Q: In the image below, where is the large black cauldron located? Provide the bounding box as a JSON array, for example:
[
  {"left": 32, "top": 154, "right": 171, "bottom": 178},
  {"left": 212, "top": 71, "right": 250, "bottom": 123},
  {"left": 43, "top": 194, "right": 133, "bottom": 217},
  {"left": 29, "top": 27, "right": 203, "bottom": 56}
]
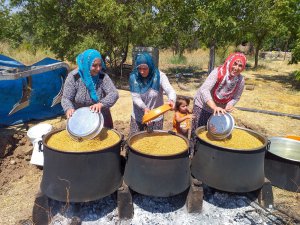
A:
[
  {"left": 191, "top": 126, "right": 268, "bottom": 193},
  {"left": 265, "top": 137, "right": 300, "bottom": 192},
  {"left": 41, "top": 128, "right": 123, "bottom": 202},
  {"left": 124, "top": 130, "right": 190, "bottom": 197}
]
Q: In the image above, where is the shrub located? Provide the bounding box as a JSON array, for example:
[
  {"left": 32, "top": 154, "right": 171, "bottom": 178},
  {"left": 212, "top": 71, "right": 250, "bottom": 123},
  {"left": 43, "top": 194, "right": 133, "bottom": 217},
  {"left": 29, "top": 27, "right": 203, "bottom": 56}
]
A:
[
  {"left": 292, "top": 70, "right": 300, "bottom": 82},
  {"left": 169, "top": 55, "right": 187, "bottom": 64}
]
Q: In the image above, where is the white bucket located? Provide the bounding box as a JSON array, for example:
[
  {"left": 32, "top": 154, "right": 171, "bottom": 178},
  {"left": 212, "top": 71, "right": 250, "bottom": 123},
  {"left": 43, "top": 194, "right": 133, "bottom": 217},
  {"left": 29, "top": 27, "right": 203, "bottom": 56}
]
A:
[
  {"left": 27, "top": 123, "right": 53, "bottom": 167},
  {"left": 27, "top": 123, "right": 53, "bottom": 144}
]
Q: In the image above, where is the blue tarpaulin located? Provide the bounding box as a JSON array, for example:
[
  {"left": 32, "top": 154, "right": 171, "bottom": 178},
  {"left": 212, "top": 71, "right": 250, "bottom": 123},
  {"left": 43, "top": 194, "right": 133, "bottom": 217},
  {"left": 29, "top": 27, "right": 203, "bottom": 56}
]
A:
[{"left": 0, "top": 55, "right": 69, "bottom": 127}]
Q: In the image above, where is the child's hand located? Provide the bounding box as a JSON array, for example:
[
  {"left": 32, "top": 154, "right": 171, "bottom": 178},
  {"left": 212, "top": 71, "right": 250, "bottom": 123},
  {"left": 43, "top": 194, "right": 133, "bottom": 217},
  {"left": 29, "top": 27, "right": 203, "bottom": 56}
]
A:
[{"left": 187, "top": 114, "right": 195, "bottom": 119}]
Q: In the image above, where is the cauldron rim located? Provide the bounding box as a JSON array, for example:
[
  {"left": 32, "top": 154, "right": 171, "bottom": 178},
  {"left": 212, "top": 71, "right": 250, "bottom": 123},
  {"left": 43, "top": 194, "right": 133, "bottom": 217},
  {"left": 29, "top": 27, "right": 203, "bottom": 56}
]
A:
[
  {"left": 127, "top": 130, "right": 189, "bottom": 158},
  {"left": 42, "top": 128, "right": 123, "bottom": 154},
  {"left": 267, "top": 137, "right": 300, "bottom": 163},
  {"left": 195, "top": 126, "right": 268, "bottom": 154}
]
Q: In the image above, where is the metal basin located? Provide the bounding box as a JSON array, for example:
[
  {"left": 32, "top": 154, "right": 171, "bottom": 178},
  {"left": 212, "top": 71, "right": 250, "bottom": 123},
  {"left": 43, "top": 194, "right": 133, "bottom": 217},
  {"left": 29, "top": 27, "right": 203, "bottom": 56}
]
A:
[
  {"left": 41, "top": 128, "right": 123, "bottom": 202},
  {"left": 124, "top": 130, "right": 190, "bottom": 197},
  {"left": 191, "top": 126, "right": 268, "bottom": 193},
  {"left": 265, "top": 137, "right": 300, "bottom": 192}
]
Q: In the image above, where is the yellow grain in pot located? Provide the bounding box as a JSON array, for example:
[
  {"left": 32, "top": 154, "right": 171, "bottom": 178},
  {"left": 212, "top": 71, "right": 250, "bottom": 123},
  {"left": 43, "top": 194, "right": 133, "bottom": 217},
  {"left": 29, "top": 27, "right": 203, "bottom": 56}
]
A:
[
  {"left": 46, "top": 128, "right": 120, "bottom": 152},
  {"left": 130, "top": 133, "right": 188, "bottom": 156},
  {"left": 197, "top": 128, "right": 264, "bottom": 150}
]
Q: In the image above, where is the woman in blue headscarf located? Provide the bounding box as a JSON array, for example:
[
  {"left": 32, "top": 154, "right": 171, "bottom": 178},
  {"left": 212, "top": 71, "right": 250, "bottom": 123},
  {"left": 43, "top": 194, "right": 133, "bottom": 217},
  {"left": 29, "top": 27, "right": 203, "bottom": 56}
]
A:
[
  {"left": 62, "top": 49, "right": 119, "bottom": 128},
  {"left": 129, "top": 52, "right": 176, "bottom": 134}
]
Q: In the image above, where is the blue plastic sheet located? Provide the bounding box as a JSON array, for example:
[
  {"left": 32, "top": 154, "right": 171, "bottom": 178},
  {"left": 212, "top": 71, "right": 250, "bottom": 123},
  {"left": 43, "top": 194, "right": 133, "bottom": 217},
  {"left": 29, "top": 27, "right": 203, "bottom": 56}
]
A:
[{"left": 0, "top": 55, "right": 68, "bottom": 127}]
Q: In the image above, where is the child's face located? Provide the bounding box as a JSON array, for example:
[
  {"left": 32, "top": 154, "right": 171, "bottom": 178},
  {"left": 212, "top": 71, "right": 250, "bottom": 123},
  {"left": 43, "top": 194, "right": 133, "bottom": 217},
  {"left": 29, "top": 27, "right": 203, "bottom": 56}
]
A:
[{"left": 179, "top": 102, "right": 188, "bottom": 113}]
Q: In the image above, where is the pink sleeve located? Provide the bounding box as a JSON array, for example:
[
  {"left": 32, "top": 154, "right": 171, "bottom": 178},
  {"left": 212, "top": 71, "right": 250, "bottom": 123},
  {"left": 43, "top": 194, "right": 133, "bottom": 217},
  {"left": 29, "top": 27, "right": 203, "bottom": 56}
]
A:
[{"left": 199, "top": 68, "right": 218, "bottom": 103}]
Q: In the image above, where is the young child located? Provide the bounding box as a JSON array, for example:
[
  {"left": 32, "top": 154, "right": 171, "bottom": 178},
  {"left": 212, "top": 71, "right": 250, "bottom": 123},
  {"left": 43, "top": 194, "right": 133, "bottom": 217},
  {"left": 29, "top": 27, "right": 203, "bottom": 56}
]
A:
[{"left": 173, "top": 96, "right": 195, "bottom": 137}]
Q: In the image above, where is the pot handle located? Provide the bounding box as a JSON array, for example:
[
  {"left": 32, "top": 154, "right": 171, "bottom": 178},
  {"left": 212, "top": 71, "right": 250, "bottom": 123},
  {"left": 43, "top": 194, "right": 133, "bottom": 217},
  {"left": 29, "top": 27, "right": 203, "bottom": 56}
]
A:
[
  {"left": 121, "top": 138, "right": 129, "bottom": 160},
  {"left": 266, "top": 139, "right": 271, "bottom": 151},
  {"left": 167, "top": 130, "right": 176, "bottom": 135},
  {"left": 146, "top": 124, "right": 154, "bottom": 133},
  {"left": 38, "top": 140, "right": 43, "bottom": 152}
]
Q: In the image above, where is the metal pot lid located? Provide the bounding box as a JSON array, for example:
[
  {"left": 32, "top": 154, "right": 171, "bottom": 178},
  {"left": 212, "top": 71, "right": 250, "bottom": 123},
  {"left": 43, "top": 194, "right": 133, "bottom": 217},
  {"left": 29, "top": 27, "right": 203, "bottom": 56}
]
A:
[
  {"left": 207, "top": 113, "right": 234, "bottom": 139},
  {"left": 268, "top": 137, "right": 300, "bottom": 162},
  {"left": 67, "top": 107, "right": 103, "bottom": 139}
]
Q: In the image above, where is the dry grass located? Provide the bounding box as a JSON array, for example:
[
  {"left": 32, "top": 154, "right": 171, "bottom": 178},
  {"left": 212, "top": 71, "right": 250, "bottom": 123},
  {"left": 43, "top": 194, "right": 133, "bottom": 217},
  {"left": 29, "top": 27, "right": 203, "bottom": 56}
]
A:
[
  {"left": 0, "top": 42, "right": 55, "bottom": 65},
  {"left": 0, "top": 168, "right": 41, "bottom": 224},
  {"left": 272, "top": 186, "right": 300, "bottom": 219},
  {"left": 159, "top": 49, "right": 209, "bottom": 70}
]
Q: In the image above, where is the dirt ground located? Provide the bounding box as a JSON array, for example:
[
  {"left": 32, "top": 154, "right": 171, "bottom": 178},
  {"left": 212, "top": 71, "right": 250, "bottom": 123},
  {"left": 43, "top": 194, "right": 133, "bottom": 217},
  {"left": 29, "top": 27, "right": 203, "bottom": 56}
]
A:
[{"left": 0, "top": 62, "right": 300, "bottom": 224}]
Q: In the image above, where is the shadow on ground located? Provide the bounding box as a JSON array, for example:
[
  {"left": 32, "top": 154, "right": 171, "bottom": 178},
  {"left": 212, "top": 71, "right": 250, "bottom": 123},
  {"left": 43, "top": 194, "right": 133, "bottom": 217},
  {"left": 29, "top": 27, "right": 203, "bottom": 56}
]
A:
[{"left": 253, "top": 73, "right": 300, "bottom": 90}]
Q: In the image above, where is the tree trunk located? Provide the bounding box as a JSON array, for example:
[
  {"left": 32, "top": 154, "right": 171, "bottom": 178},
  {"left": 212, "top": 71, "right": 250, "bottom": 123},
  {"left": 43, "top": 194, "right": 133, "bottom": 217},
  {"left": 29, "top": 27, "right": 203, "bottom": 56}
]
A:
[
  {"left": 122, "top": 42, "right": 129, "bottom": 64},
  {"left": 254, "top": 41, "right": 262, "bottom": 68},
  {"left": 179, "top": 48, "right": 184, "bottom": 58},
  {"left": 283, "top": 39, "right": 289, "bottom": 61},
  {"left": 208, "top": 42, "right": 216, "bottom": 74}
]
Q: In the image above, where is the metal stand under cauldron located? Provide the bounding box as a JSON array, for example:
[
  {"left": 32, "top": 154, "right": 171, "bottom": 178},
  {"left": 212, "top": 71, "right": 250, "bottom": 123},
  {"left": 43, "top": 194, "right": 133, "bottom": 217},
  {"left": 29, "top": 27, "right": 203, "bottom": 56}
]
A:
[
  {"left": 255, "top": 177, "right": 274, "bottom": 208},
  {"left": 118, "top": 130, "right": 204, "bottom": 219},
  {"left": 31, "top": 177, "right": 270, "bottom": 224},
  {"left": 31, "top": 179, "right": 204, "bottom": 224},
  {"left": 117, "top": 177, "right": 204, "bottom": 220}
]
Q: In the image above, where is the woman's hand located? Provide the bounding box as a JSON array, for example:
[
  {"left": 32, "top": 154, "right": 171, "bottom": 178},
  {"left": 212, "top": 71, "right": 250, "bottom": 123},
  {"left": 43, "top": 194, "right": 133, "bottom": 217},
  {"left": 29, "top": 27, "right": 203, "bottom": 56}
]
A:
[
  {"left": 207, "top": 100, "right": 226, "bottom": 115},
  {"left": 90, "top": 102, "right": 103, "bottom": 113},
  {"left": 168, "top": 100, "right": 175, "bottom": 110},
  {"left": 225, "top": 105, "right": 235, "bottom": 112},
  {"left": 144, "top": 108, "right": 150, "bottom": 114},
  {"left": 213, "top": 106, "right": 226, "bottom": 115},
  {"left": 66, "top": 109, "right": 75, "bottom": 119},
  {"left": 143, "top": 108, "right": 153, "bottom": 125}
]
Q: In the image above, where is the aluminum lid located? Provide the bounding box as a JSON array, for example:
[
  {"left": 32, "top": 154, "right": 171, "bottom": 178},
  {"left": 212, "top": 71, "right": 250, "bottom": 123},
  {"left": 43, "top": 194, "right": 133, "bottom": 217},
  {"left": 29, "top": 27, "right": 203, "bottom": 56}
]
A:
[
  {"left": 67, "top": 107, "right": 104, "bottom": 140},
  {"left": 207, "top": 113, "right": 234, "bottom": 140}
]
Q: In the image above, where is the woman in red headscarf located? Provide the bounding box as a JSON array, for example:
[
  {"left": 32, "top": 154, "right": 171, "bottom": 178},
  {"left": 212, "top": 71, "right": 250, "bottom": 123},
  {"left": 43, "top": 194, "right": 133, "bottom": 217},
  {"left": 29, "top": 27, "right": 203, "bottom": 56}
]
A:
[{"left": 191, "top": 52, "right": 247, "bottom": 139}]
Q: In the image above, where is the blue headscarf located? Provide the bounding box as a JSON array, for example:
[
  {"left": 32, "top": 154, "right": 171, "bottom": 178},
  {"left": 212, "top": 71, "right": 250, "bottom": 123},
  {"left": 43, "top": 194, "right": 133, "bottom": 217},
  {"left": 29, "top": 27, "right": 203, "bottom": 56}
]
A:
[
  {"left": 129, "top": 52, "right": 160, "bottom": 94},
  {"left": 76, "top": 49, "right": 106, "bottom": 102}
]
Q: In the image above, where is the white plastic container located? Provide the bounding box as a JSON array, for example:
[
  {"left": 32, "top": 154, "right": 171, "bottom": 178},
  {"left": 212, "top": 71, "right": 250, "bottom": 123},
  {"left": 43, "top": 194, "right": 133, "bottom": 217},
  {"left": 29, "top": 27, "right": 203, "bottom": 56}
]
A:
[
  {"left": 27, "top": 123, "right": 53, "bottom": 166},
  {"left": 27, "top": 123, "right": 53, "bottom": 144}
]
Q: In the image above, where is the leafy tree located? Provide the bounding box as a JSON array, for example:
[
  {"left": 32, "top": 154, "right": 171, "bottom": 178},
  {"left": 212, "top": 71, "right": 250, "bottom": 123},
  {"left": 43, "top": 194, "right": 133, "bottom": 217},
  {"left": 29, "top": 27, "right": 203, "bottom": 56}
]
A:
[
  {"left": 154, "top": 0, "right": 198, "bottom": 57},
  {"left": 0, "top": 0, "right": 11, "bottom": 41},
  {"left": 195, "top": 0, "right": 240, "bottom": 73},
  {"left": 237, "top": 0, "right": 278, "bottom": 68},
  {"left": 8, "top": 0, "right": 158, "bottom": 67},
  {"left": 273, "top": 0, "right": 300, "bottom": 63}
]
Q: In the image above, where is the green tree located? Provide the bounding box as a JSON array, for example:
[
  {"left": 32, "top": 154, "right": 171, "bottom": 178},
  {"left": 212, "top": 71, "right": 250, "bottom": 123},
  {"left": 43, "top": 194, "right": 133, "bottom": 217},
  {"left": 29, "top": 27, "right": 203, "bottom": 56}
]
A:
[
  {"left": 195, "top": 0, "right": 240, "bottom": 73},
  {"left": 154, "top": 0, "right": 198, "bottom": 57},
  {"left": 273, "top": 0, "right": 300, "bottom": 63},
  {"left": 0, "top": 0, "right": 11, "bottom": 41},
  {"left": 238, "top": 0, "right": 278, "bottom": 68},
  {"left": 8, "top": 0, "right": 158, "bottom": 66}
]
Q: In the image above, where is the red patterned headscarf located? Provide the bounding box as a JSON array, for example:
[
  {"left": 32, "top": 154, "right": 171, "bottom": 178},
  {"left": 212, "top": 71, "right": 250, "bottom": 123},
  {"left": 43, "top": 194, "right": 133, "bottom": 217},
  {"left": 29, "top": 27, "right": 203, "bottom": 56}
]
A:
[{"left": 212, "top": 52, "right": 247, "bottom": 104}]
